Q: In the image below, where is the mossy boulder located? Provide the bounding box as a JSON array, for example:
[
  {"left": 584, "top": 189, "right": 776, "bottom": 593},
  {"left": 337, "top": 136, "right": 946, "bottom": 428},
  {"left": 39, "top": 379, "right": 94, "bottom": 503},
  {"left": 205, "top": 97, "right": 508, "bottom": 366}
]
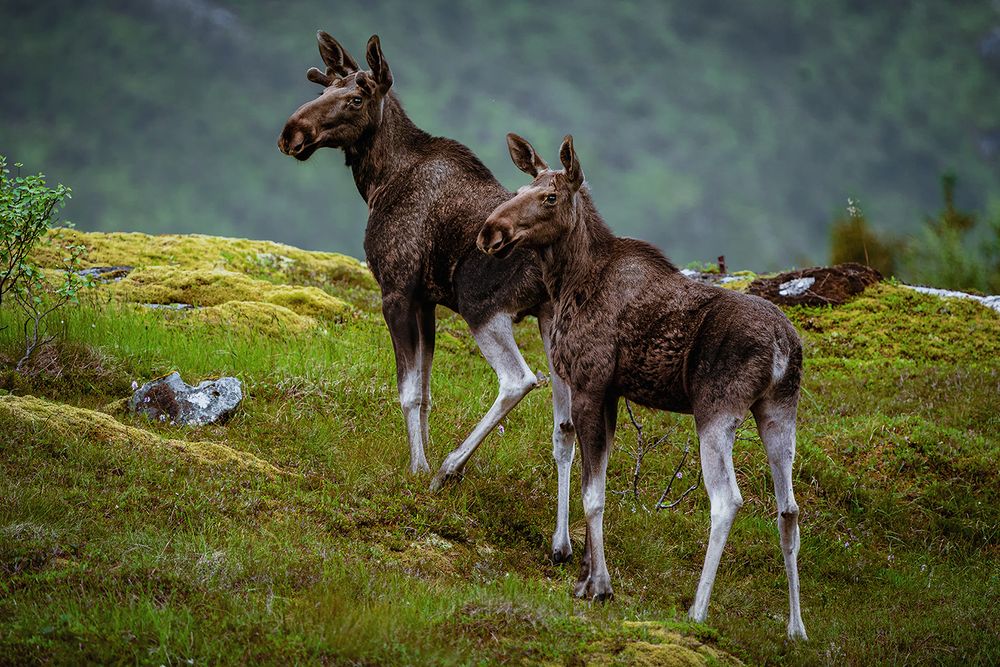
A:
[
  {"left": 30, "top": 230, "right": 376, "bottom": 290},
  {"left": 195, "top": 301, "right": 318, "bottom": 336},
  {"left": 110, "top": 266, "right": 352, "bottom": 324},
  {"left": 0, "top": 394, "right": 285, "bottom": 477}
]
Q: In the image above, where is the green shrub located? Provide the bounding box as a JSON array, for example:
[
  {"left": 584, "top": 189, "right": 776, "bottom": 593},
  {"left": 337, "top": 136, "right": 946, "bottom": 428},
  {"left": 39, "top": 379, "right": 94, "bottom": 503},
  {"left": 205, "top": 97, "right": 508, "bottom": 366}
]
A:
[
  {"left": 902, "top": 174, "right": 1000, "bottom": 293},
  {"left": 829, "top": 197, "right": 898, "bottom": 277},
  {"left": 0, "top": 157, "right": 91, "bottom": 369}
]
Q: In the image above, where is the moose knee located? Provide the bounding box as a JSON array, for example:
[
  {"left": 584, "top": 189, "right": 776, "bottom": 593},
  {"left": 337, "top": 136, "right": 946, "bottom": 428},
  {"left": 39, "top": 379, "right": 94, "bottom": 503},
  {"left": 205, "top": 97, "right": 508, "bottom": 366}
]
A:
[
  {"left": 582, "top": 486, "right": 605, "bottom": 519},
  {"left": 710, "top": 490, "right": 743, "bottom": 523},
  {"left": 399, "top": 395, "right": 422, "bottom": 412},
  {"left": 552, "top": 421, "right": 575, "bottom": 457},
  {"left": 499, "top": 373, "right": 538, "bottom": 405}
]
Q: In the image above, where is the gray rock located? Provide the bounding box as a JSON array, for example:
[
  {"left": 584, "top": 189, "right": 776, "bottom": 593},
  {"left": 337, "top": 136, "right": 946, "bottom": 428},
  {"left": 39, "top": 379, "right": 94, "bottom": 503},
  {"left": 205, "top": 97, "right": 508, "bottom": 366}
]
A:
[
  {"left": 141, "top": 303, "right": 195, "bottom": 311},
  {"left": 778, "top": 277, "right": 815, "bottom": 297},
  {"left": 130, "top": 372, "right": 243, "bottom": 426},
  {"left": 74, "top": 266, "right": 133, "bottom": 282}
]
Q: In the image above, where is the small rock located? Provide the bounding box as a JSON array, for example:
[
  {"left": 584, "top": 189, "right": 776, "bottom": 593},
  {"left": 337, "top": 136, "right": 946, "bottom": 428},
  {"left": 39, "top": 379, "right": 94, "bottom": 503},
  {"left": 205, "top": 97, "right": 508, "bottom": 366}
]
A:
[
  {"left": 141, "top": 303, "right": 195, "bottom": 311},
  {"left": 130, "top": 372, "right": 243, "bottom": 426},
  {"left": 778, "top": 277, "right": 815, "bottom": 297},
  {"left": 75, "top": 266, "right": 133, "bottom": 282},
  {"left": 748, "top": 263, "right": 882, "bottom": 307}
]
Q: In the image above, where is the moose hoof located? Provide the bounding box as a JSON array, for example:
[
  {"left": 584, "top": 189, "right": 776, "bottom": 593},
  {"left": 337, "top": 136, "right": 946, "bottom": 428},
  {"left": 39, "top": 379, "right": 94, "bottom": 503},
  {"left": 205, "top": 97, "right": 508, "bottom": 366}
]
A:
[
  {"left": 787, "top": 623, "right": 808, "bottom": 642},
  {"left": 592, "top": 589, "right": 614, "bottom": 604},
  {"left": 409, "top": 460, "right": 431, "bottom": 475},
  {"left": 429, "top": 467, "right": 462, "bottom": 492},
  {"left": 587, "top": 577, "right": 614, "bottom": 603},
  {"left": 551, "top": 544, "right": 573, "bottom": 565}
]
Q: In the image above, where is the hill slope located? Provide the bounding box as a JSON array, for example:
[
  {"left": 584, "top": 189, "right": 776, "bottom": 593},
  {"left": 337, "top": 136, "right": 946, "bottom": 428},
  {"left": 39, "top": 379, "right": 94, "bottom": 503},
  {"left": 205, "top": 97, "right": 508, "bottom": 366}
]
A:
[{"left": 1, "top": 232, "right": 998, "bottom": 665}]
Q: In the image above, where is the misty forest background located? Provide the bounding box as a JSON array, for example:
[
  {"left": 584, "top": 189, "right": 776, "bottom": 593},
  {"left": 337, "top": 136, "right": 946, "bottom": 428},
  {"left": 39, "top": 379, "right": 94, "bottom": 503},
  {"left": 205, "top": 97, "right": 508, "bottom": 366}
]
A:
[{"left": 2, "top": 0, "right": 1000, "bottom": 274}]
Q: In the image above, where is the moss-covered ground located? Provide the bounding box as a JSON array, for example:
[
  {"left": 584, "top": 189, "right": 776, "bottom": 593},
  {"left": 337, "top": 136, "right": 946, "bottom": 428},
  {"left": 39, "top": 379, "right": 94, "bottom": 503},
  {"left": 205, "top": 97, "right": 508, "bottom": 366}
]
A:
[{"left": 1, "top": 232, "right": 998, "bottom": 665}]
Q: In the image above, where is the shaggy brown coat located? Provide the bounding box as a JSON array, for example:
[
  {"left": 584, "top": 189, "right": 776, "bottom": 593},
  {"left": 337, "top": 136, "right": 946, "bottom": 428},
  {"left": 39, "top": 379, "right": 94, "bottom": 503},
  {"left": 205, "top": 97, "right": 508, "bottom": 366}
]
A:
[
  {"left": 478, "top": 134, "right": 807, "bottom": 640},
  {"left": 278, "top": 34, "right": 579, "bottom": 564}
]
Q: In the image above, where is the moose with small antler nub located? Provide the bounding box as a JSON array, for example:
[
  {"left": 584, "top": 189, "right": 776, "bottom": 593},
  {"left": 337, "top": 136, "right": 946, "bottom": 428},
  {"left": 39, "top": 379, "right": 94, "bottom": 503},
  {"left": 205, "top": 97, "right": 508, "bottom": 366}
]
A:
[{"left": 478, "top": 133, "right": 808, "bottom": 640}]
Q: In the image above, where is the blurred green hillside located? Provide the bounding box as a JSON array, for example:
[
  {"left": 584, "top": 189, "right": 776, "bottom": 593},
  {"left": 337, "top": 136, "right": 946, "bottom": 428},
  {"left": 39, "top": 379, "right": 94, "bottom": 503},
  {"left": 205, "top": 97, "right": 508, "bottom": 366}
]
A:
[{"left": 2, "top": 0, "right": 999, "bottom": 269}]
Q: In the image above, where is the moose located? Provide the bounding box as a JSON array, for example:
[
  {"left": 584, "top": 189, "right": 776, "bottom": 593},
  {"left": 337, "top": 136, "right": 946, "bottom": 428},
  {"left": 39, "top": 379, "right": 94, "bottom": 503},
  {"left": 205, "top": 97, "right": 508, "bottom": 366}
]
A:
[
  {"left": 277, "top": 33, "right": 579, "bottom": 564},
  {"left": 478, "top": 134, "right": 808, "bottom": 640}
]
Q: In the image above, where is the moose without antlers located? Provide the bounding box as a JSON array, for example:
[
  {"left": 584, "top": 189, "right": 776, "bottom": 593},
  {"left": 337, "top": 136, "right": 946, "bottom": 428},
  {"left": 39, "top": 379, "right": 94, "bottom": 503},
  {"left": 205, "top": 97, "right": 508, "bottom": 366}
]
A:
[
  {"left": 478, "top": 134, "right": 808, "bottom": 640},
  {"left": 277, "top": 33, "right": 579, "bottom": 563}
]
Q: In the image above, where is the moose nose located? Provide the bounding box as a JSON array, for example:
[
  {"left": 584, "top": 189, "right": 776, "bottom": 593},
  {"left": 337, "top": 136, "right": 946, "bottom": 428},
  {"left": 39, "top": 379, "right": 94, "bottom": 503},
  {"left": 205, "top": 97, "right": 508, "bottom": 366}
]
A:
[
  {"left": 278, "top": 128, "right": 306, "bottom": 156},
  {"left": 477, "top": 224, "right": 507, "bottom": 254}
]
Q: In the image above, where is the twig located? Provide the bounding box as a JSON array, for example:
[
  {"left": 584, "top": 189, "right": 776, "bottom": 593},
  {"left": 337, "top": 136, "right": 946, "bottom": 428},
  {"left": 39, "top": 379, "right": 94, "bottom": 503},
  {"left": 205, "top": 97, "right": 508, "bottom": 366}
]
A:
[
  {"left": 624, "top": 399, "right": 645, "bottom": 500},
  {"left": 655, "top": 440, "right": 701, "bottom": 510},
  {"left": 658, "top": 476, "right": 701, "bottom": 510}
]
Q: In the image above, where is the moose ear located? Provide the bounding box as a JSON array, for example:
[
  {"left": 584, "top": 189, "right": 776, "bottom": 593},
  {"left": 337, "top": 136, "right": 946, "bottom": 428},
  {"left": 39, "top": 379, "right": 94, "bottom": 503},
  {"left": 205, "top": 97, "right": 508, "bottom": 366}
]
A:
[
  {"left": 365, "top": 35, "right": 394, "bottom": 94},
  {"left": 317, "top": 31, "right": 359, "bottom": 77},
  {"left": 559, "top": 135, "right": 583, "bottom": 190},
  {"left": 506, "top": 133, "right": 548, "bottom": 177}
]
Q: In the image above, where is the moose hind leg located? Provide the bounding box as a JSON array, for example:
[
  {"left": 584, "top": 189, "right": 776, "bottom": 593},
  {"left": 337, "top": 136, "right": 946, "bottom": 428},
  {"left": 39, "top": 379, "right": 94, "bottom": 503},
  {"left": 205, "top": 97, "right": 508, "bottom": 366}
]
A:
[
  {"left": 573, "top": 526, "right": 593, "bottom": 597},
  {"left": 689, "top": 413, "right": 743, "bottom": 624},
  {"left": 540, "top": 309, "right": 576, "bottom": 564},
  {"left": 430, "top": 313, "right": 538, "bottom": 490},
  {"left": 573, "top": 393, "right": 614, "bottom": 602},
  {"left": 753, "top": 399, "right": 808, "bottom": 640},
  {"left": 417, "top": 302, "right": 436, "bottom": 450}
]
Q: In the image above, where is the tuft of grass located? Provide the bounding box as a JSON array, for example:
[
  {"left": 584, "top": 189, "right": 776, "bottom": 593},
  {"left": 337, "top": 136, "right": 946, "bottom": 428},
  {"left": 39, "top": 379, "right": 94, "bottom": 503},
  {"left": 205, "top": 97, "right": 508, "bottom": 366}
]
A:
[{"left": 0, "top": 394, "right": 287, "bottom": 477}]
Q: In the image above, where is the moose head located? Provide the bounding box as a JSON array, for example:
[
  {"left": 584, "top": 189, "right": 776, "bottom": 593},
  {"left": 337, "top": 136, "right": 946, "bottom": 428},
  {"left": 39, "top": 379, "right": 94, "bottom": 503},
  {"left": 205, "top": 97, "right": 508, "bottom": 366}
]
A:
[
  {"left": 278, "top": 32, "right": 393, "bottom": 160},
  {"left": 478, "top": 134, "right": 585, "bottom": 259}
]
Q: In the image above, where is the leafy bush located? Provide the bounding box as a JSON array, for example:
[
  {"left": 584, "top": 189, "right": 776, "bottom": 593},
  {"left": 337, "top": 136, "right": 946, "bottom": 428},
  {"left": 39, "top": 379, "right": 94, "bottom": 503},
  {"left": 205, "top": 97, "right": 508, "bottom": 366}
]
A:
[{"left": 0, "top": 156, "right": 92, "bottom": 369}]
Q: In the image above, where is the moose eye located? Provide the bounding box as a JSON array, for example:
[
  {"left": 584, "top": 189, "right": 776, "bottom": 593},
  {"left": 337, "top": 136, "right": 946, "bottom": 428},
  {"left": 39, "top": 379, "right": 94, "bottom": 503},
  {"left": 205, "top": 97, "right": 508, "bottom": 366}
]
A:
[
  {"left": 350, "top": 96, "right": 363, "bottom": 107},
  {"left": 545, "top": 194, "right": 557, "bottom": 204}
]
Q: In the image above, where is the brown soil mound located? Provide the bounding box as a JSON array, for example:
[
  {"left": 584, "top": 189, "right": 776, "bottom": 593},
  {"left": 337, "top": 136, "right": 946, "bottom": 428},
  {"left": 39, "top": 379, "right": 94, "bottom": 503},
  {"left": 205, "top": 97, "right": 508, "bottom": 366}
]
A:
[{"left": 748, "top": 262, "right": 882, "bottom": 307}]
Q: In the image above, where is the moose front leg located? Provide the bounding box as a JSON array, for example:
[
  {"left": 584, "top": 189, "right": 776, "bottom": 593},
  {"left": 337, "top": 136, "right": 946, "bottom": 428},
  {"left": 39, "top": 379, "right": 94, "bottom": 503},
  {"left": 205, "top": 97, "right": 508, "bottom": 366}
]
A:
[
  {"left": 382, "top": 293, "right": 430, "bottom": 474},
  {"left": 539, "top": 308, "right": 575, "bottom": 564},
  {"left": 572, "top": 391, "right": 615, "bottom": 602}
]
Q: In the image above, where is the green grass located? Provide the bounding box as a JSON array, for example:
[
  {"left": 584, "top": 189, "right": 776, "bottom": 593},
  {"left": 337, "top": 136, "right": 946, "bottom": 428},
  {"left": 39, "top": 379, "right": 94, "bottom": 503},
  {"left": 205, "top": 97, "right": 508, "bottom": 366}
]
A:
[{"left": 1, "top": 233, "right": 999, "bottom": 665}]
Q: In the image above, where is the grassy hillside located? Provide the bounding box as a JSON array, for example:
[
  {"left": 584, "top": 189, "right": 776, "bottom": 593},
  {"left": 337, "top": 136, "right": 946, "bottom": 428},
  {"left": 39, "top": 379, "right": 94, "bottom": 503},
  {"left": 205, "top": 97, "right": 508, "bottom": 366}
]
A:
[{"left": 1, "top": 232, "right": 998, "bottom": 665}]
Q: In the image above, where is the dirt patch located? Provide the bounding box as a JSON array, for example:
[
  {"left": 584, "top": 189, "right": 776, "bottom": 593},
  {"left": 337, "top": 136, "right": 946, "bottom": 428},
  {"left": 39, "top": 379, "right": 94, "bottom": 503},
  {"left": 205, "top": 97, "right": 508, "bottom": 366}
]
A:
[{"left": 748, "top": 263, "right": 882, "bottom": 306}]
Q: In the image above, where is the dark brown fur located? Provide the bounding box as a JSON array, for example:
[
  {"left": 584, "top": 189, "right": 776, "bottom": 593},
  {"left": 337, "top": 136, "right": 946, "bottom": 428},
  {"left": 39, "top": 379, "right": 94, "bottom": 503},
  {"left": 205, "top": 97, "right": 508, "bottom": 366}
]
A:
[
  {"left": 478, "top": 134, "right": 807, "bottom": 638},
  {"left": 279, "top": 34, "right": 543, "bottom": 327},
  {"left": 278, "top": 34, "right": 576, "bottom": 532}
]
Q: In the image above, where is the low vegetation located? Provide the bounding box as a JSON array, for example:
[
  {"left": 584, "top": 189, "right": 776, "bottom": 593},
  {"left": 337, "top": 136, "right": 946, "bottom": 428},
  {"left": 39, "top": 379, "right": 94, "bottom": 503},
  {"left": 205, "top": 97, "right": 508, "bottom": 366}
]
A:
[{"left": 1, "top": 231, "right": 997, "bottom": 665}]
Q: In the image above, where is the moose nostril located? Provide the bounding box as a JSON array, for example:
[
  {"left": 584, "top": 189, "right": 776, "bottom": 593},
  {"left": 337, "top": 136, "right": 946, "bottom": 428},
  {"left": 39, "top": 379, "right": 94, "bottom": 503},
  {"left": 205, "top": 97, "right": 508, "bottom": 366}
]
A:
[{"left": 279, "top": 129, "right": 306, "bottom": 155}]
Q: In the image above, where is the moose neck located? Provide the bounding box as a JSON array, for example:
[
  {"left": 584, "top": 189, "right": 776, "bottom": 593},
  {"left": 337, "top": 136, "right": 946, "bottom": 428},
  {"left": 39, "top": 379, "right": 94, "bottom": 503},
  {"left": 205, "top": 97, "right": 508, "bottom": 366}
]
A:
[
  {"left": 536, "top": 188, "right": 615, "bottom": 304},
  {"left": 345, "top": 93, "right": 428, "bottom": 206}
]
